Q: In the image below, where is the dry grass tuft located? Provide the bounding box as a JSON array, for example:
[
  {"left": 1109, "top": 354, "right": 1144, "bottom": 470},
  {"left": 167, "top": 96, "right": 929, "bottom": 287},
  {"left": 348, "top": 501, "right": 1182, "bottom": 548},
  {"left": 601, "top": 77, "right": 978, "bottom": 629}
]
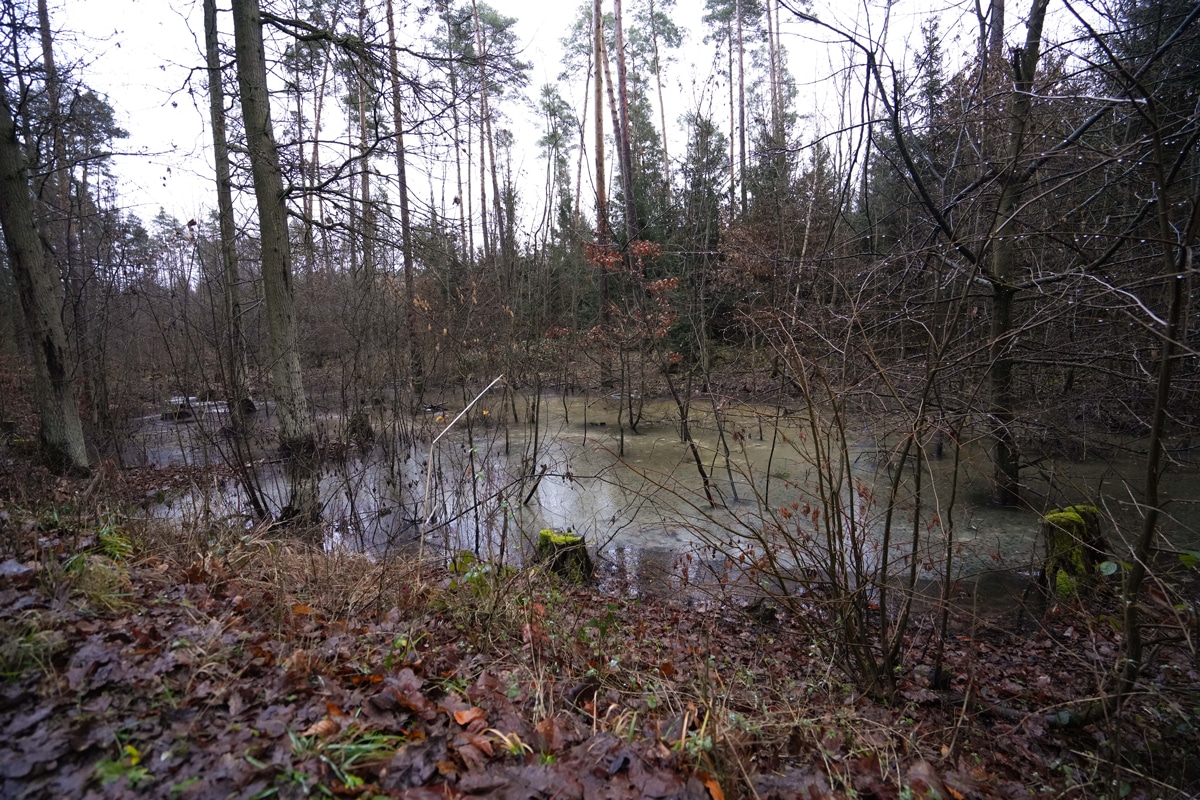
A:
[
  {"left": 71, "top": 554, "right": 133, "bottom": 612},
  {"left": 127, "top": 514, "right": 431, "bottom": 624},
  {"left": 0, "top": 610, "right": 66, "bottom": 679}
]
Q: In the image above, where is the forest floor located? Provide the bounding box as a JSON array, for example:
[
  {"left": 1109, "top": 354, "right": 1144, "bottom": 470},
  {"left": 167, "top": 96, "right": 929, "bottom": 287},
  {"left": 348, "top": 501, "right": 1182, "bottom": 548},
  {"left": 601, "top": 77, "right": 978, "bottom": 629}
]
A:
[{"left": 1, "top": 460, "right": 1199, "bottom": 800}]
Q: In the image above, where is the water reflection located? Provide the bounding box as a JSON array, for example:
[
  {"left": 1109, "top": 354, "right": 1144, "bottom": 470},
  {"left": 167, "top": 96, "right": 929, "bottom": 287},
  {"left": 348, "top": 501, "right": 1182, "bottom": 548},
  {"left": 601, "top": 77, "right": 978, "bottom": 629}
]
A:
[{"left": 126, "top": 392, "right": 1200, "bottom": 598}]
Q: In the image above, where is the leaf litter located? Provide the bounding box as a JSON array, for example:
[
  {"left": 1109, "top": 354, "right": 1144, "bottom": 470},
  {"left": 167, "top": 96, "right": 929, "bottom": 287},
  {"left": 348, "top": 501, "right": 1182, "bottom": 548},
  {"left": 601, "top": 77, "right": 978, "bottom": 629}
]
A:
[{"left": 1, "top": 494, "right": 1198, "bottom": 798}]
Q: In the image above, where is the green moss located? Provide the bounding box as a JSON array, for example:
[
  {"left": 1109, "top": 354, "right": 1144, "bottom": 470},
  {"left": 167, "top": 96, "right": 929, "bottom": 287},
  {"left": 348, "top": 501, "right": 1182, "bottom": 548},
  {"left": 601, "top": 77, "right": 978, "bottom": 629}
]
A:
[
  {"left": 539, "top": 529, "right": 582, "bottom": 546},
  {"left": 1042, "top": 504, "right": 1108, "bottom": 598},
  {"left": 535, "top": 529, "right": 592, "bottom": 584},
  {"left": 1044, "top": 510, "right": 1085, "bottom": 528},
  {"left": 450, "top": 550, "right": 478, "bottom": 574},
  {"left": 1055, "top": 569, "right": 1077, "bottom": 597}
]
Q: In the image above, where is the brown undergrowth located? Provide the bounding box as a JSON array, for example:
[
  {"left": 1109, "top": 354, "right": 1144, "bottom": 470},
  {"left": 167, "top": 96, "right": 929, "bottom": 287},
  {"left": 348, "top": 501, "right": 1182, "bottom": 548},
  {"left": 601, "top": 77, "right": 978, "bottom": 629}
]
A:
[{"left": 1, "top": 471, "right": 1198, "bottom": 799}]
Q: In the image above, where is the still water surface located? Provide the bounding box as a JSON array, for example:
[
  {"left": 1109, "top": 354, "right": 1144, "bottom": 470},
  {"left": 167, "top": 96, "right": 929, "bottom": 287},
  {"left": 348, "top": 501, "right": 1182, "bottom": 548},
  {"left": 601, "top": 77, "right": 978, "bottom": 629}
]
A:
[{"left": 125, "top": 392, "right": 1199, "bottom": 597}]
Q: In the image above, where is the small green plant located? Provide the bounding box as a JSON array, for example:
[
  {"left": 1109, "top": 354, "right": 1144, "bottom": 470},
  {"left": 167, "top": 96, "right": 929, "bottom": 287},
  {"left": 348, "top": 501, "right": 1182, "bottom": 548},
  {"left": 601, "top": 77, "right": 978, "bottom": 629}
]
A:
[
  {"left": 95, "top": 743, "right": 152, "bottom": 789},
  {"left": 78, "top": 513, "right": 135, "bottom": 561},
  {"left": 579, "top": 603, "right": 621, "bottom": 657},
  {"left": 288, "top": 724, "right": 407, "bottom": 790},
  {"left": 489, "top": 729, "right": 533, "bottom": 758},
  {"left": 449, "top": 550, "right": 515, "bottom": 596},
  {"left": 168, "top": 776, "right": 200, "bottom": 796},
  {"left": 98, "top": 522, "right": 134, "bottom": 561},
  {"left": 383, "top": 632, "right": 426, "bottom": 670}
]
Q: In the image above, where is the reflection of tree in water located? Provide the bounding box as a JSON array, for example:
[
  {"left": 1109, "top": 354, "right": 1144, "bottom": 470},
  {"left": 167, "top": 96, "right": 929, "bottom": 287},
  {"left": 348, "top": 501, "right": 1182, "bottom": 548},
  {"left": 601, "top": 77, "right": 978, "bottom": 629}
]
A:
[{"left": 131, "top": 395, "right": 1200, "bottom": 584}]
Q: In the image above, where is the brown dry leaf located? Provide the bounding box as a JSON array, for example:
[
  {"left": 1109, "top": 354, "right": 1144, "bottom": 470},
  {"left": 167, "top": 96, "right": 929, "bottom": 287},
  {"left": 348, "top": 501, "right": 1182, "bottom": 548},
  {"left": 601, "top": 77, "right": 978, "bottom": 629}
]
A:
[
  {"left": 454, "top": 706, "right": 487, "bottom": 727},
  {"left": 455, "top": 740, "right": 488, "bottom": 771},
  {"left": 465, "top": 732, "right": 494, "bottom": 757},
  {"left": 535, "top": 717, "right": 568, "bottom": 753},
  {"left": 905, "top": 759, "right": 949, "bottom": 799},
  {"left": 944, "top": 760, "right": 985, "bottom": 799},
  {"left": 700, "top": 770, "right": 725, "bottom": 800},
  {"left": 393, "top": 669, "right": 438, "bottom": 721},
  {"left": 301, "top": 718, "right": 340, "bottom": 738}
]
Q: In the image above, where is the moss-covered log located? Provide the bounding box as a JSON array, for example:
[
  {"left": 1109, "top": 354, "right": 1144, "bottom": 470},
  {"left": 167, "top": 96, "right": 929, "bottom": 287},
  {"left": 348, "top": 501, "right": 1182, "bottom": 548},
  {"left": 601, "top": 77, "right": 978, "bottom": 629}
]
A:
[
  {"left": 1042, "top": 505, "right": 1109, "bottom": 597},
  {"left": 535, "top": 529, "right": 593, "bottom": 584}
]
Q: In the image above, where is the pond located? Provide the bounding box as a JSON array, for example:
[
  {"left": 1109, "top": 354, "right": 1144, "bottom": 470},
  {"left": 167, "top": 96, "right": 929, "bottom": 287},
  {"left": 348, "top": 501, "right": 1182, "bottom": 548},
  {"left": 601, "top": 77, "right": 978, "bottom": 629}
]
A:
[{"left": 124, "top": 390, "right": 1200, "bottom": 599}]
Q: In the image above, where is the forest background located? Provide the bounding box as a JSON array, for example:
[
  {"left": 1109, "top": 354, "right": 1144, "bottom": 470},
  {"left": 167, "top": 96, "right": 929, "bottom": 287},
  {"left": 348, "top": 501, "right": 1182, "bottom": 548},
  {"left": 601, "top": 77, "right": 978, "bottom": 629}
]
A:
[{"left": 1, "top": 0, "right": 1199, "bottom": 796}]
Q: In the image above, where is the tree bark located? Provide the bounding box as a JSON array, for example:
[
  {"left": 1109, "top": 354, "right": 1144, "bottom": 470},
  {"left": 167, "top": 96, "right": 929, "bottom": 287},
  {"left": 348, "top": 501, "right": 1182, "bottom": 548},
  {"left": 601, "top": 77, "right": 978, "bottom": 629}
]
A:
[
  {"left": 0, "top": 77, "right": 89, "bottom": 474},
  {"left": 736, "top": 0, "right": 747, "bottom": 214},
  {"left": 354, "top": 0, "right": 378, "bottom": 402},
  {"left": 37, "top": 0, "right": 95, "bottom": 427},
  {"left": 648, "top": 0, "right": 671, "bottom": 188},
  {"left": 230, "top": 0, "right": 318, "bottom": 522},
  {"left": 989, "top": 0, "right": 1005, "bottom": 67},
  {"left": 985, "top": 0, "right": 1048, "bottom": 505},
  {"left": 471, "top": 0, "right": 508, "bottom": 278},
  {"left": 613, "top": 0, "right": 638, "bottom": 243},
  {"left": 593, "top": 0, "right": 608, "bottom": 241},
  {"left": 203, "top": 0, "right": 252, "bottom": 436},
  {"left": 443, "top": 10, "right": 470, "bottom": 268},
  {"left": 386, "top": 0, "right": 425, "bottom": 401},
  {"left": 727, "top": 31, "right": 736, "bottom": 213}
]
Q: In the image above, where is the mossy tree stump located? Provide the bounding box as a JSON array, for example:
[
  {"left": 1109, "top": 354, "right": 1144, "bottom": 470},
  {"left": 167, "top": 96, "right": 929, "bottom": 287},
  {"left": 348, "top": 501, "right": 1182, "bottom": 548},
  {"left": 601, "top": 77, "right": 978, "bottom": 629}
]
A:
[
  {"left": 535, "top": 529, "right": 593, "bottom": 584},
  {"left": 1042, "top": 505, "right": 1109, "bottom": 597},
  {"left": 348, "top": 408, "right": 374, "bottom": 445}
]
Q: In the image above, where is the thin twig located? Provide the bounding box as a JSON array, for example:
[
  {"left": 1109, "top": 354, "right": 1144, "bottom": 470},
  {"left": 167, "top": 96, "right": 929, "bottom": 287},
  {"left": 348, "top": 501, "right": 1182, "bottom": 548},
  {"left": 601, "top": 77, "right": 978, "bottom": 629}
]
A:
[{"left": 417, "top": 375, "right": 505, "bottom": 581}]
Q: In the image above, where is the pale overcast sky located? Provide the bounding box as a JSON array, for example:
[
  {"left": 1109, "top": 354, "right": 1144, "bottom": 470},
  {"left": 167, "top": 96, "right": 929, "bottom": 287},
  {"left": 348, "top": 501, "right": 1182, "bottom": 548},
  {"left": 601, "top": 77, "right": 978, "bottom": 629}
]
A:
[{"left": 60, "top": 0, "right": 969, "bottom": 228}]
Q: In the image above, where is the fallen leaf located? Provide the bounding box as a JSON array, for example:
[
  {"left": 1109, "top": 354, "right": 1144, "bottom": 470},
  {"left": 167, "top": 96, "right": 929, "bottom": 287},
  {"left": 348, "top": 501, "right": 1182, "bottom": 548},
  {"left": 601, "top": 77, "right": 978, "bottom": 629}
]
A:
[
  {"left": 381, "top": 735, "right": 447, "bottom": 791},
  {"left": 905, "top": 759, "right": 949, "bottom": 799},
  {"left": 535, "top": 716, "right": 571, "bottom": 753},
  {"left": 301, "top": 718, "right": 340, "bottom": 737},
  {"left": 0, "top": 559, "right": 33, "bottom": 578},
  {"left": 454, "top": 706, "right": 486, "bottom": 727},
  {"left": 700, "top": 770, "right": 725, "bottom": 800},
  {"left": 465, "top": 731, "right": 494, "bottom": 757},
  {"left": 453, "top": 736, "right": 489, "bottom": 771}
]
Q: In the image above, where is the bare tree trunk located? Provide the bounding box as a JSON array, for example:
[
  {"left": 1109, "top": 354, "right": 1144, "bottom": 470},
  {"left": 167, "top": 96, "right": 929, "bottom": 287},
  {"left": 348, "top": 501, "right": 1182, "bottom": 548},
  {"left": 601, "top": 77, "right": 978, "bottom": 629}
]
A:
[
  {"left": 573, "top": 67, "right": 590, "bottom": 237},
  {"left": 727, "top": 31, "right": 736, "bottom": 213},
  {"left": 766, "top": 0, "right": 783, "bottom": 152},
  {"left": 989, "top": 0, "right": 1005, "bottom": 67},
  {"left": 203, "top": 0, "right": 252, "bottom": 435},
  {"left": 986, "top": 0, "right": 1048, "bottom": 505},
  {"left": 471, "top": 0, "right": 508, "bottom": 278},
  {"left": 444, "top": 11, "right": 470, "bottom": 268},
  {"left": 309, "top": 58, "right": 330, "bottom": 272},
  {"left": 231, "top": 0, "right": 318, "bottom": 523},
  {"left": 613, "top": 0, "right": 637, "bottom": 243},
  {"left": 386, "top": 0, "right": 425, "bottom": 401},
  {"left": 355, "top": 0, "right": 378, "bottom": 402},
  {"left": 648, "top": 0, "right": 671, "bottom": 187},
  {"left": 0, "top": 77, "right": 89, "bottom": 474},
  {"left": 736, "top": 0, "right": 747, "bottom": 214},
  {"left": 476, "top": 67, "right": 492, "bottom": 262},
  {"left": 593, "top": 0, "right": 608, "bottom": 242},
  {"left": 594, "top": 0, "right": 613, "bottom": 386},
  {"left": 36, "top": 0, "right": 93, "bottom": 425}
]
